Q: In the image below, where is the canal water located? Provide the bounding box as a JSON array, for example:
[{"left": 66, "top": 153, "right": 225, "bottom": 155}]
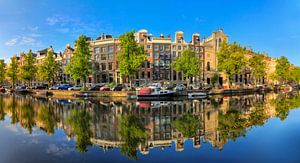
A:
[{"left": 0, "top": 92, "right": 300, "bottom": 163}]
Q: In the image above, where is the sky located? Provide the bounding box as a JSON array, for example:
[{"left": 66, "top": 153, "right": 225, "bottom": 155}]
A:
[{"left": 0, "top": 0, "right": 299, "bottom": 65}]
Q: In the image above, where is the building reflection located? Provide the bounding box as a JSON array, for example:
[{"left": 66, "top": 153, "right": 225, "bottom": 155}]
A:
[{"left": 0, "top": 91, "right": 300, "bottom": 159}]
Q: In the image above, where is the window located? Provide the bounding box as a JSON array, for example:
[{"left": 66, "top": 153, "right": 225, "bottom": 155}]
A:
[
  {"left": 140, "top": 38, "right": 144, "bottom": 42},
  {"left": 108, "top": 46, "right": 113, "bottom": 52},
  {"left": 160, "top": 52, "right": 164, "bottom": 59},
  {"left": 154, "top": 52, "right": 159, "bottom": 59},
  {"left": 147, "top": 71, "right": 150, "bottom": 78},
  {"left": 165, "top": 45, "right": 170, "bottom": 51},
  {"left": 178, "top": 40, "right": 182, "bottom": 43},
  {"left": 94, "top": 47, "right": 100, "bottom": 54},
  {"left": 141, "top": 62, "right": 145, "bottom": 68},
  {"left": 159, "top": 45, "right": 164, "bottom": 51},
  {"left": 172, "top": 45, "right": 176, "bottom": 50},
  {"left": 178, "top": 52, "right": 181, "bottom": 57},
  {"left": 141, "top": 72, "right": 145, "bottom": 78},
  {"left": 207, "top": 62, "right": 210, "bottom": 71},
  {"left": 172, "top": 51, "right": 176, "bottom": 58},
  {"left": 116, "top": 61, "right": 119, "bottom": 69},
  {"left": 101, "top": 47, "right": 106, "bottom": 53},
  {"left": 195, "top": 47, "right": 199, "bottom": 52},
  {"left": 183, "top": 46, "right": 187, "bottom": 50},
  {"left": 154, "top": 60, "right": 159, "bottom": 67},
  {"left": 101, "top": 54, "right": 106, "bottom": 60},
  {"left": 108, "top": 53, "right": 114, "bottom": 60},
  {"left": 147, "top": 45, "right": 151, "bottom": 49},
  {"left": 94, "top": 54, "right": 99, "bottom": 61},
  {"left": 190, "top": 46, "right": 194, "bottom": 51},
  {"left": 108, "top": 62, "right": 113, "bottom": 70},
  {"left": 219, "top": 38, "right": 222, "bottom": 48},
  {"left": 101, "top": 63, "right": 106, "bottom": 70},
  {"left": 154, "top": 44, "right": 159, "bottom": 51},
  {"left": 147, "top": 61, "right": 150, "bottom": 68},
  {"left": 178, "top": 46, "right": 181, "bottom": 51}
]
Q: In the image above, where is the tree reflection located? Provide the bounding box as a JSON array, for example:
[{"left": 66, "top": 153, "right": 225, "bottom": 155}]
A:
[
  {"left": 119, "top": 115, "right": 146, "bottom": 160},
  {"left": 248, "top": 103, "right": 267, "bottom": 127},
  {"left": 67, "top": 109, "right": 92, "bottom": 153},
  {"left": 20, "top": 102, "right": 35, "bottom": 134},
  {"left": 0, "top": 96, "right": 5, "bottom": 120},
  {"left": 37, "top": 105, "right": 56, "bottom": 135},
  {"left": 218, "top": 110, "right": 248, "bottom": 142},
  {"left": 8, "top": 95, "right": 19, "bottom": 124},
  {"left": 172, "top": 113, "right": 201, "bottom": 138},
  {"left": 272, "top": 94, "right": 300, "bottom": 121}
]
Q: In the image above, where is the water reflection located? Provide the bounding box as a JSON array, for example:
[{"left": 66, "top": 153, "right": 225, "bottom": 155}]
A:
[{"left": 0, "top": 92, "right": 300, "bottom": 160}]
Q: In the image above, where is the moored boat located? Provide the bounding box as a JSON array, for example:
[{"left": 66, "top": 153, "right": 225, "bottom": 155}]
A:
[
  {"left": 188, "top": 92, "right": 207, "bottom": 99},
  {"left": 137, "top": 86, "right": 176, "bottom": 100}
]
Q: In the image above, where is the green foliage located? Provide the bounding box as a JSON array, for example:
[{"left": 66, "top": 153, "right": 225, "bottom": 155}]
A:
[
  {"left": 67, "top": 109, "right": 92, "bottom": 153},
  {"left": 0, "top": 60, "right": 5, "bottom": 85},
  {"left": 288, "top": 66, "right": 300, "bottom": 83},
  {"left": 38, "top": 50, "right": 60, "bottom": 85},
  {"left": 172, "top": 113, "right": 201, "bottom": 138},
  {"left": 171, "top": 49, "right": 201, "bottom": 81},
  {"left": 0, "top": 96, "right": 5, "bottom": 120},
  {"left": 247, "top": 103, "right": 267, "bottom": 126},
  {"left": 20, "top": 50, "right": 37, "bottom": 85},
  {"left": 119, "top": 115, "right": 146, "bottom": 160},
  {"left": 117, "top": 31, "right": 147, "bottom": 87},
  {"left": 275, "top": 56, "right": 290, "bottom": 83},
  {"left": 66, "top": 35, "right": 92, "bottom": 89},
  {"left": 211, "top": 73, "right": 219, "bottom": 86},
  {"left": 248, "top": 53, "right": 266, "bottom": 83},
  {"left": 218, "top": 110, "right": 248, "bottom": 142},
  {"left": 272, "top": 94, "right": 300, "bottom": 121},
  {"left": 6, "top": 57, "right": 19, "bottom": 87},
  {"left": 217, "top": 41, "right": 247, "bottom": 85},
  {"left": 20, "top": 102, "right": 35, "bottom": 134},
  {"left": 38, "top": 105, "right": 56, "bottom": 134}
]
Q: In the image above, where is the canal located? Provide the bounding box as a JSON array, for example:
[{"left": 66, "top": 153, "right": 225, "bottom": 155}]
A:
[{"left": 0, "top": 92, "right": 300, "bottom": 163}]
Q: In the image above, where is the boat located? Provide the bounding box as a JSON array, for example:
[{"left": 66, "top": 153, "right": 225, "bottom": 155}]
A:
[
  {"left": 0, "top": 88, "right": 5, "bottom": 93},
  {"left": 188, "top": 92, "right": 207, "bottom": 99},
  {"left": 137, "top": 86, "right": 176, "bottom": 100}
]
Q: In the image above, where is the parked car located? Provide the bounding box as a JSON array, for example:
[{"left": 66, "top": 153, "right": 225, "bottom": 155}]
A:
[
  {"left": 174, "top": 84, "right": 186, "bottom": 91},
  {"left": 112, "top": 84, "right": 123, "bottom": 91},
  {"left": 162, "top": 83, "right": 176, "bottom": 90},
  {"left": 68, "top": 85, "right": 82, "bottom": 91},
  {"left": 36, "top": 84, "right": 48, "bottom": 89},
  {"left": 57, "top": 84, "right": 72, "bottom": 90},
  {"left": 49, "top": 85, "right": 59, "bottom": 90},
  {"left": 89, "top": 84, "right": 104, "bottom": 91},
  {"left": 100, "top": 86, "right": 111, "bottom": 91},
  {"left": 16, "top": 85, "right": 26, "bottom": 89}
]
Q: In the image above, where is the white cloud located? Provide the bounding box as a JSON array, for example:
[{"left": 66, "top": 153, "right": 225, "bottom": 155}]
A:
[
  {"left": 46, "top": 17, "right": 60, "bottom": 26},
  {"left": 28, "top": 26, "right": 39, "bottom": 32},
  {"left": 4, "top": 35, "right": 42, "bottom": 47},
  {"left": 5, "top": 38, "right": 18, "bottom": 46},
  {"left": 195, "top": 17, "right": 206, "bottom": 23}
]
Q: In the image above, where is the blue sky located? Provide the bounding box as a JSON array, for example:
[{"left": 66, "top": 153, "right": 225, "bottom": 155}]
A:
[{"left": 0, "top": 0, "right": 299, "bottom": 65}]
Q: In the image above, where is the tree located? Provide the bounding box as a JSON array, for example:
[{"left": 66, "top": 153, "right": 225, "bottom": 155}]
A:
[
  {"left": 117, "top": 31, "right": 147, "bottom": 88},
  {"left": 289, "top": 66, "right": 300, "bottom": 84},
  {"left": 248, "top": 53, "right": 266, "bottom": 85},
  {"left": 0, "top": 60, "right": 5, "bottom": 85},
  {"left": 38, "top": 50, "right": 60, "bottom": 86},
  {"left": 171, "top": 49, "right": 201, "bottom": 87},
  {"left": 275, "top": 56, "right": 290, "bottom": 84},
  {"left": 217, "top": 41, "right": 247, "bottom": 86},
  {"left": 66, "top": 35, "right": 92, "bottom": 90},
  {"left": 20, "top": 50, "right": 37, "bottom": 86},
  {"left": 6, "top": 57, "right": 19, "bottom": 88}
]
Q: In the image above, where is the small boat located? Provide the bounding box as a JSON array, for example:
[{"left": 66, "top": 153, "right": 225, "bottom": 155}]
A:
[
  {"left": 0, "top": 88, "right": 5, "bottom": 93},
  {"left": 137, "top": 86, "right": 176, "bottom": 100},
  {"left": 188, "top": 92, "right": 207, "bottom": 99}
]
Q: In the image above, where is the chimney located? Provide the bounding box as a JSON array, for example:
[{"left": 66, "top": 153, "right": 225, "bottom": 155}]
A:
[
  {"left": 102, "top": 33, "right": 105, "bottom": 40},
  {"left": 160, "top": 34, "right": 164, "bottom": 38}
]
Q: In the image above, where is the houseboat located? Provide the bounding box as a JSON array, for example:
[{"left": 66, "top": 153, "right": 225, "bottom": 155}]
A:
[{"left": 137, "top": 86, "right": 176, "bottom": 100}]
